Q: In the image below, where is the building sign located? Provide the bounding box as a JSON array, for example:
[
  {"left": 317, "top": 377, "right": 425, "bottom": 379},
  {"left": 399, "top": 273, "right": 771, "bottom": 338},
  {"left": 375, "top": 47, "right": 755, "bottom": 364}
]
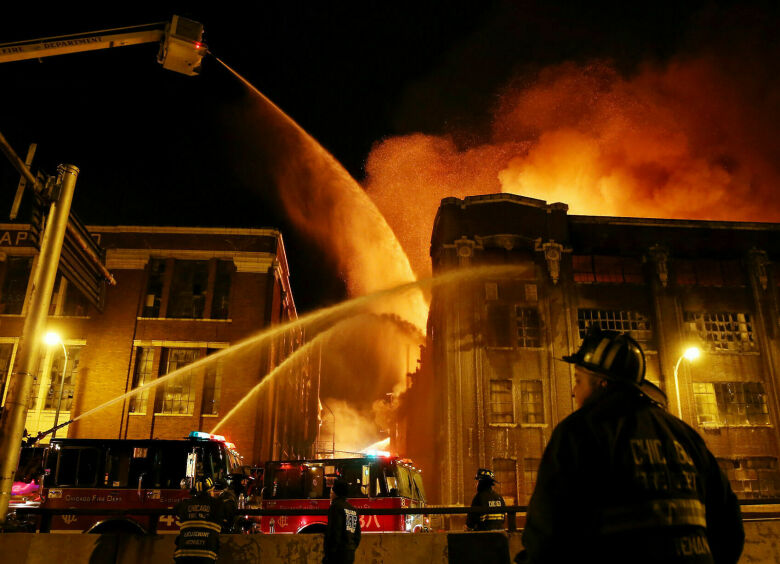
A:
[{"left": 0, "top": 229, "right": 34, "bottom": 247}]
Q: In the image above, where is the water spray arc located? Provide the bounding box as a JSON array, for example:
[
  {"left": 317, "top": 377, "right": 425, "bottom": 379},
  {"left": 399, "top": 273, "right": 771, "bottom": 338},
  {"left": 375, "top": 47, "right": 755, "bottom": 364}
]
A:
[
  {"left": 212, "top": 55, "right": 429, "bottom": 332},
  {"left": 68, "top": 264, "right": 529, "bottom": 431},
  {"left": 209, "top": 330, "right": 326, "bottom": 434},
  {"left": 208, "top": 311, "right": 423, "bottom": 436}
]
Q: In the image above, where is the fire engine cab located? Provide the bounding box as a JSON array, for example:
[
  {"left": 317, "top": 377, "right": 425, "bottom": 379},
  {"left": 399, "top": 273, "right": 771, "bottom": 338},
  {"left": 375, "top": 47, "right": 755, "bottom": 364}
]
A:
[
  {"left": 11, "top": 431, "right": 243, "bottom": 534},
  {"left": 260, "top": 452, "right": 427, "bottom": 534}
]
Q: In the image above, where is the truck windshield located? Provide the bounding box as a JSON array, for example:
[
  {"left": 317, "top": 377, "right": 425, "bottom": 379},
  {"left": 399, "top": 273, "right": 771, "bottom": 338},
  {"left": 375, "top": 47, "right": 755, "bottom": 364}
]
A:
[
  {"left": 266, "top": 464, "right": 325, "bottom": 499},
  {"left": 42, "top": 439, "right": 239, "bottom": 489}
]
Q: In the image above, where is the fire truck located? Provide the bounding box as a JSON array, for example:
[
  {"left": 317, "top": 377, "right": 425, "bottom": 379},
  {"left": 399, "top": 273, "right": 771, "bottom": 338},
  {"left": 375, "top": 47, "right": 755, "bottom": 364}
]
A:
[
  {"left": 259, "top": 452, "right": 427, "bottom": 534},
  {"left": 9, "top": 432, "right": 243, "bottom": 534}
]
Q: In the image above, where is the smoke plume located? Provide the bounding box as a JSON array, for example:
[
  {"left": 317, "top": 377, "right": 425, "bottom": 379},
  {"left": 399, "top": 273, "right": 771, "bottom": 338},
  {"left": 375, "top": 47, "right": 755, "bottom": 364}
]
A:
[{"left": 365, "top": 55, "right": 780, "bottom": 278}]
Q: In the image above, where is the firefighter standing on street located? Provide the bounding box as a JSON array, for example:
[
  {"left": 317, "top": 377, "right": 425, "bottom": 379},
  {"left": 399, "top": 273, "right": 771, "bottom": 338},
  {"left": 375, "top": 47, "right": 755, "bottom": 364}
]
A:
[
  {"left": 323, "top": 479, "right": 361, "bottom": 564},
  {"left": 218, "top": 478, "right": 239, "bottom": 533},
  {"left": 173, "top": 478, "right": 225, "bottom": 564},
  {"left": 518, "top": 326, "right": 744, "bottom": 564},
  {"left": 466, "top": 468, "right": 506, "bottom": 531}
]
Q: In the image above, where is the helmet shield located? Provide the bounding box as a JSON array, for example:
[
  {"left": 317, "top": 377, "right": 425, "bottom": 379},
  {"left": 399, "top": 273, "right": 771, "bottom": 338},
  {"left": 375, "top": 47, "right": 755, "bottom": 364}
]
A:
[{"left": 563, "top": 326, "right": 646, "bottom": 385}]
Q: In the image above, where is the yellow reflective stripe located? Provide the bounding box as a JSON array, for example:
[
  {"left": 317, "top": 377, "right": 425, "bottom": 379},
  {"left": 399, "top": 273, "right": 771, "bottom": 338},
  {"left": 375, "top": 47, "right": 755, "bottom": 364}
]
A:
[
  {"left": 601, "top": 498, "right": 707, "bottom": 534},
  {"left": 174, "top": 549, "right": 217, "bottom": 560},
  {"left": 180, "top": 520, "right": 221, "bottom": 532},
  {"left": 480, "top": 514, "right": 506, "bottom": 521}
]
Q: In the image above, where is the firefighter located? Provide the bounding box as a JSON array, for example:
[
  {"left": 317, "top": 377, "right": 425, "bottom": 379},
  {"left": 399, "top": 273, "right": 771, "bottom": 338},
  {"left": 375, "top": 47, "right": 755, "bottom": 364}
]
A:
[
  {"left": 466, "top": 468, "right": 506, "bottom": 531},
  {"left": 217, "top": 478, "right": 239, "bottom": 533},
  {"left": 517, "top": 326, "right": 744, "bottom": 564},
  {"left": 323, "top": 479, "right": 361, "bottom": 564},
  {"left": 173, "top": 477, "right": 224, "bottom": 564}
]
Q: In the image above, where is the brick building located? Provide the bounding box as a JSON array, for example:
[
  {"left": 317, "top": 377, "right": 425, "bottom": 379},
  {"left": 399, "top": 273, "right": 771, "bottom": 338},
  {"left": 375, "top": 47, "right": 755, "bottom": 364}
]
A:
[
  {"left": 0, "top": 224, "right": 318, "bottom": 464},
  {"left": 410, "top": 193, "right": 780, "bottom": 506}
]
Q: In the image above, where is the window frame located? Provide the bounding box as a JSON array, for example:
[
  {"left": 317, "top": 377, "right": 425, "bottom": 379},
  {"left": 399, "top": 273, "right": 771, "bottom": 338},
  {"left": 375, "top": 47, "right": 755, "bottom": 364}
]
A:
[
  {"left": 519, "top": 379, "right": 545, "bottom": 426},
  {"left": 140, "top": 257, "right": 234, "bottom": 321},
  {"left": 684, "top": 311, "right": 758, "bottom": 354},
  {"left": 693, "top": 381, "right": 771, "bottom": 428},
  {"left": 577, "top": 309, "right": 653, "bottom": 344},
  {"left": 488, "top": 379, "right": 515, "bottom": 426}
]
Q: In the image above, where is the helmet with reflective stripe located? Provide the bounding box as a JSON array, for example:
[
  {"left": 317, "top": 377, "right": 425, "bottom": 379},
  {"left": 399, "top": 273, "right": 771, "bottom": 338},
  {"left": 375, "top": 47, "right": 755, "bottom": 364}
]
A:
[
  {"left": 563, "top": 325, "right": 646, "bottom": 385},
  {"left": 194, "top": 477, "right": 215, "bottom": 494},
  {"left": 475, "top": 468, "right": 497, "bottom": 482}
]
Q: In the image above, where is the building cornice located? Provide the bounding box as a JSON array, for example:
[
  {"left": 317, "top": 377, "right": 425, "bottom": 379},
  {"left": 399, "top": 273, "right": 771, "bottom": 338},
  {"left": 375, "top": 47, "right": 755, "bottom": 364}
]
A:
[
  {"left": 106, "top": 248, "right": 278, "bottom": 271},
  {"left": 570, "top": 215, "right": 780, "bottom": 232},
  {"left": 87, "top": 225, "right": 282, "bottom": 237}
]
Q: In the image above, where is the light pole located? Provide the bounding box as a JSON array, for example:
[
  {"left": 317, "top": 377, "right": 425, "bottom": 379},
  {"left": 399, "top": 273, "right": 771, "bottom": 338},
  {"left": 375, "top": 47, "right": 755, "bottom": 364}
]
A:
[
  {"left": 44, "top": 332, "right": 68, "bottom": 440},
  {"left": 673, "top": 346, "right": 701, "bottom": 419}
]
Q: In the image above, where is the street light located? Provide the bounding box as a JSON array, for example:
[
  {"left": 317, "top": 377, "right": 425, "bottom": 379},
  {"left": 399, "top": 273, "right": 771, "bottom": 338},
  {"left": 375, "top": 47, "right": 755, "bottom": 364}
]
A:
[
  {"left": 673, "top": 346, "right": 702, "bottom": 419},
  {"left": 43, "top": 331, "right": 68, "bottom": 440}
]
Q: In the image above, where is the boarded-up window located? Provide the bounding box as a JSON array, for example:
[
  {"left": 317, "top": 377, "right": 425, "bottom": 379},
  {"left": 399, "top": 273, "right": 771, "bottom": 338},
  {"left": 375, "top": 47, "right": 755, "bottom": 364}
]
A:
[
  {"left": 493, "top": 458, "right": 518, "bottom": 506},
  {"left": 519, "top": 380, "right": 544, "bottom": 424},
  {"left": 489, "top": 380, "right": 514, "bottom": 424},
  {"left": 485, "top": 304, "right": 513, "bottom": 347},
  {"left": 718, "top": 457, "right": 780, "bottom": 499},
  {"left": 523, "top": 458, "right": 541, "bottom": 502}
]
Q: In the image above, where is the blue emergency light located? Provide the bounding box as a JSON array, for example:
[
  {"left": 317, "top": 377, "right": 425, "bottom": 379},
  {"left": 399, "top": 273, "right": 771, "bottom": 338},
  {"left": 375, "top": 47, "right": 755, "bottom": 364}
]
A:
[{"left": 189, "top": 431, "right": 225, "bottom": 441}]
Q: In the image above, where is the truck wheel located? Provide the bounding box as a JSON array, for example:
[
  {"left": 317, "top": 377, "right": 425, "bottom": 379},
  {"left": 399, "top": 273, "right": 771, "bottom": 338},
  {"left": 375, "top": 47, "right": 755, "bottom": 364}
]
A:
[{"left": 85, "top": 519, "right": 147, "bottom": 535}]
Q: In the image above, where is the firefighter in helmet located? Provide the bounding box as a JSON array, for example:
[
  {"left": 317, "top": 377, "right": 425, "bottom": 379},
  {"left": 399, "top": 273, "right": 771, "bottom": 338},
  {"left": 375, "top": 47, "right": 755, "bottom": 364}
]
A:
[
  {"left": 466, "top": 468, "right": 506, "bottom": 531},
  {"left": 323, "top": 478, "right": 361, "bottom": 564},
  {"left": 173, "top": 477, "right": 225, "bottom": 564},
  {"left": 517, "top": 325, "right": 744, "bottom": 564}
]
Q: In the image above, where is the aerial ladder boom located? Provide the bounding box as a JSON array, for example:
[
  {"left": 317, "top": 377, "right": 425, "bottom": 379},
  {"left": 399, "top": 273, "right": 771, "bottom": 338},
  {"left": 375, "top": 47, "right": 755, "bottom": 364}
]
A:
[{"left": 0, "top": 15, "right": 207, "bottom": 76}]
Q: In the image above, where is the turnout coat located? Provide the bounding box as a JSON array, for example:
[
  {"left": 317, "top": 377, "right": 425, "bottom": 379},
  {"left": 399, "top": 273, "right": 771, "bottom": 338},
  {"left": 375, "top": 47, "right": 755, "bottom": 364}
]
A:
[{"left": 520, "top": 385, "right": 744, "bottom": 564}]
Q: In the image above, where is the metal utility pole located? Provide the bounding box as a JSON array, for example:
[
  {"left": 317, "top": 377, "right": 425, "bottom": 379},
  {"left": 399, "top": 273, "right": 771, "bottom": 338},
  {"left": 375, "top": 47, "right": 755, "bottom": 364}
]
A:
[{"left": 0, "top": 164, "right": 78, "bottom": 524}]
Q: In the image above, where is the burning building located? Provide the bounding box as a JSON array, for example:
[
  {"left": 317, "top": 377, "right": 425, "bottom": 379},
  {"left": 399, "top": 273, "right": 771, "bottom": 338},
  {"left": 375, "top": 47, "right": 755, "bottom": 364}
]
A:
[
  {"left": 0, "top": 224, "right": 318, "bottom": 463},
  {"left": 413, "top": 193, "right": 780, "bottom": 505}
]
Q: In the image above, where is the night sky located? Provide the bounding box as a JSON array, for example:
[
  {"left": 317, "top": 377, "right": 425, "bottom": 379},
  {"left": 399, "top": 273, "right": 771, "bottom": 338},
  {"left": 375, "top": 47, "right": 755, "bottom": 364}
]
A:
[{"left": 1, "top": 1, "right": 775, "bottom": 312}]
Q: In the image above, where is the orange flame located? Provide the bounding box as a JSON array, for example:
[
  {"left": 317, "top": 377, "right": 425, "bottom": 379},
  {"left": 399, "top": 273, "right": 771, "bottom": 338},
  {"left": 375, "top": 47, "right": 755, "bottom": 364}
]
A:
[{"left": 365, "top": 57, "right": 780, "bottom": 279}]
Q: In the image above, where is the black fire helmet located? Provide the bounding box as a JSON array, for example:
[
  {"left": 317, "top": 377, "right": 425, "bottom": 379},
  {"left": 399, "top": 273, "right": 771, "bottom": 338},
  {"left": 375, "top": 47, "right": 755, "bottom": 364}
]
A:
[{"left": 562, "top": 325, "right": 646, "bottom": 386}]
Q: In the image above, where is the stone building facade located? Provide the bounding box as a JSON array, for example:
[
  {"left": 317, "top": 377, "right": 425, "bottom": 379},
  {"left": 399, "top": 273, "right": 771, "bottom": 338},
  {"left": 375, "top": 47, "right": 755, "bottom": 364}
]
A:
[
  {"left": 414, "top": 193, "right": 780, "bottom": 506},
  {"left": 0, "top": 224, "right": 318, "bottom": 464}
]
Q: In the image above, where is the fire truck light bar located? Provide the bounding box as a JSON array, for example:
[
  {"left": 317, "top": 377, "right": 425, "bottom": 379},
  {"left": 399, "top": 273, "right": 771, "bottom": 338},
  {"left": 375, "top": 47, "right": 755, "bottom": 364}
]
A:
[
  {"left": 189, "top": 431, "right": 226, "bottom": 441},
  {"left": 364, "top": 449, "right": 391, "bottom": 458}
]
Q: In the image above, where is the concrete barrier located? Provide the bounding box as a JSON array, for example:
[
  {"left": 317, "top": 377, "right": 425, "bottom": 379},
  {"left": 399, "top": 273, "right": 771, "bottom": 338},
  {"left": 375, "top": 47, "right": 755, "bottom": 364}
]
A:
[{"left": 0, "top": 521, "right": 777, "bottom": 563}]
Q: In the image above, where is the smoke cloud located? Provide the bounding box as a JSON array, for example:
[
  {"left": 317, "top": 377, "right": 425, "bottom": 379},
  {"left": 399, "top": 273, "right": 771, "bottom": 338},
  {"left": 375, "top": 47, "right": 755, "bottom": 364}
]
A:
[{"left": 365, "top": 55, "right": 780, "bottom": 278}]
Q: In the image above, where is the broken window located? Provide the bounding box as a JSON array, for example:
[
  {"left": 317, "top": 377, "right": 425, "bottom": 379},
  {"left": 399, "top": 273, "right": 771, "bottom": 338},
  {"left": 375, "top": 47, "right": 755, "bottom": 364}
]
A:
[
  {"left": 684, "top": 311, "right": 757, "bottom": 353},
  {"left": 577, "top": 309, "right": 653, "bottom": 343}
]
